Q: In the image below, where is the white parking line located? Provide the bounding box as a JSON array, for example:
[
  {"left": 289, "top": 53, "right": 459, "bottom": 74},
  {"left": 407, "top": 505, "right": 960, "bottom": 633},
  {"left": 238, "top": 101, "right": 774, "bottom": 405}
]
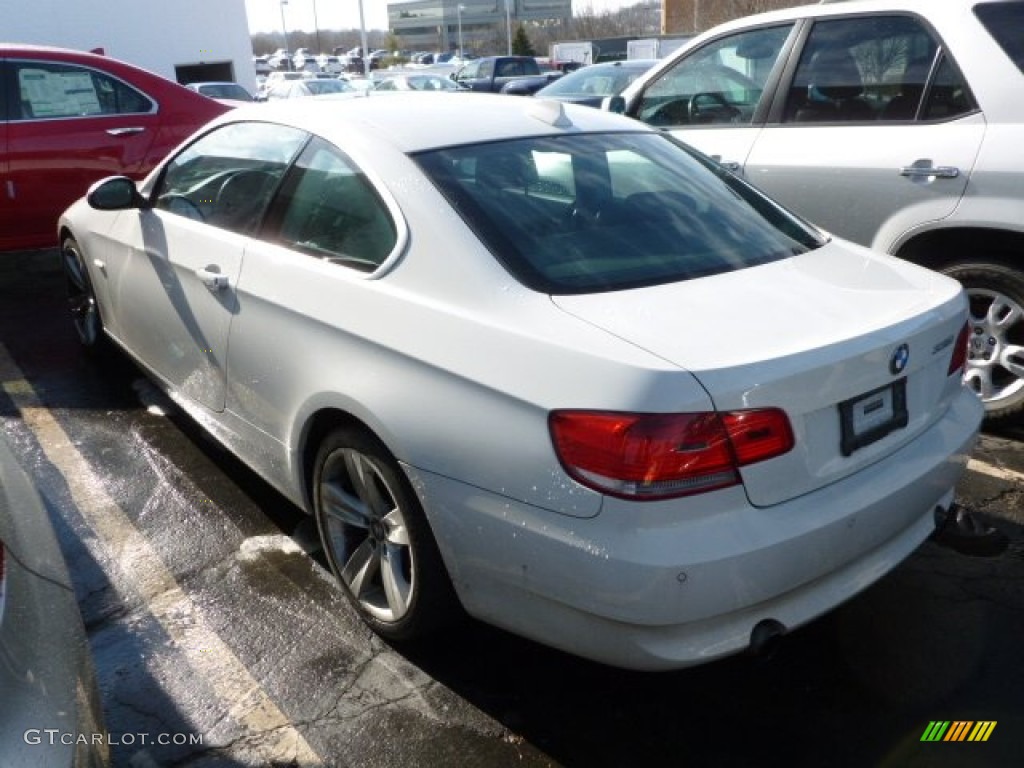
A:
[
  {"left": 0, "top": 344, "right": 323, "bottom": 766},
  {"left": 967, "top": 457, "right": 1024, "bottom": 485}
]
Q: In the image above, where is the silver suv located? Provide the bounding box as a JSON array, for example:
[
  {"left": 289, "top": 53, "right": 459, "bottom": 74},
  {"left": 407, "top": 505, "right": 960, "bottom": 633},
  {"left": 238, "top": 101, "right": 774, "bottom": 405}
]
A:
[{"left": 616, "top": 0, "right": 1024, "bottom": 423}]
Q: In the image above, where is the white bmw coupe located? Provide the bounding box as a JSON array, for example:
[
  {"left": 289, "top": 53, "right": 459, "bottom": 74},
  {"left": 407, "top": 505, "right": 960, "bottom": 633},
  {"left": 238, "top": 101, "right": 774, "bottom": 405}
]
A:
[{"left": 58, "top": 94, "right": 982, "bottom": 670}]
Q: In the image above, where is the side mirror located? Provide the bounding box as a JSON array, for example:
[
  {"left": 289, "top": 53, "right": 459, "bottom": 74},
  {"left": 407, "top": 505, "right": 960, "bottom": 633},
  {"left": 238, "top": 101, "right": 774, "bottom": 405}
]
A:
[
  {"left": 87, "top": 176, "right": 146, "bottom": 211},
  {"left": 601, "top": 95, "right": 626, "bottom": 114}
]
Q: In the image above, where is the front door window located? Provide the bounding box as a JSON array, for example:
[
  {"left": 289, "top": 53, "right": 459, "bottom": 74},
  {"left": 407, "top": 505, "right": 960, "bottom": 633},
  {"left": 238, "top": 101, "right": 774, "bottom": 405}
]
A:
[{"left": 635, "top": 24, "right": 794, "bottom": 128}]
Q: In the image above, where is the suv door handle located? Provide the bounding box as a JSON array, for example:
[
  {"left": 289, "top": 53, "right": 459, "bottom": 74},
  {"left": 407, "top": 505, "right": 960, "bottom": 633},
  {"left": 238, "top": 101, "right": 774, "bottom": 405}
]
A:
[
  {"left": 196, "top": 267, "right": 229, "bottom": 291},
  {"left": 106, "top": 126, "right": 146, "bottom": 137},
  {"left": 899, "top": 163, "right": 959, "bottom": 179}
]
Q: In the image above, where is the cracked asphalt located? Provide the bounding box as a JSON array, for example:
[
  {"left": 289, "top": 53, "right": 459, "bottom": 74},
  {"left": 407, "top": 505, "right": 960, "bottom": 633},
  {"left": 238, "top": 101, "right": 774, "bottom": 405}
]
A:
[{"left": 1, "top": 250, "right": 1022, "bottom": 767}]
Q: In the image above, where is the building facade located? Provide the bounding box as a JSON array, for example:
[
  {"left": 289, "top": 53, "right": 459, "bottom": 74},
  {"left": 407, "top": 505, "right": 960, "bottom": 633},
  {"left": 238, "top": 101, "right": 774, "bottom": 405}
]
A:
[
  {"left": 0, "top": 0, "right": 257, "bottom": 93},
  {"left": 389, "top": 0, "right": 572, "bottom": 54}
]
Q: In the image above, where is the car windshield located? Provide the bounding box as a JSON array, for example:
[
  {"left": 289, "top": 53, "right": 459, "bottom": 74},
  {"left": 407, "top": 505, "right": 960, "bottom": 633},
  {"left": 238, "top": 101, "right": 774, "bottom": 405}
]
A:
[
  {"left": 305, "top": 79, "right": 353, "bottom": 95},
  {"left": 415, "top": 132, "right": 825, "bottom": 294},
  {"left": 537, "top": 63, "right": 652, "bottom": 98},
  {"left": 200, "top": 83, "right": 252, "bottom": 100}
]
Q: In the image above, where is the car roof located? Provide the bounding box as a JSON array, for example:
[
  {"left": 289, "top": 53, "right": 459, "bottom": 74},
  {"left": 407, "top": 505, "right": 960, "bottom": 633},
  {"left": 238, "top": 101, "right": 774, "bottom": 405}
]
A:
[
  {"left": 0, "top": 42, "right": 151, "bottom": 72},
  {"left": 224, "top": 92, "right": 650, "bottom": 153},
  {"left": 692, "top": 0, "right": 1017, "bottom": 29}
]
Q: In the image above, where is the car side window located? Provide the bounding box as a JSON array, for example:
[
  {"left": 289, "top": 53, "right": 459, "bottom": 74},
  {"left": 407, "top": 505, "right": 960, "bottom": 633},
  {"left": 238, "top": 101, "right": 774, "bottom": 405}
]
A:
[
  {"left": 497, "top": 60, "right": 523, "bottom": 77},
  {"left": 459, "top": 61, "right": 481, "bottom": 80},
  {"left": 154, "top": 122, "right": 307, "bottom": 234},
  {"left": 783, "top": 15, "right": 974, "bottom": 124},
  {"left": 636, "top": 24, "right": 793, "bottom": 128},
  {"left": 975, "top": 2, "right": 1024, "bottom": 74},
  {"left": 13, "top": 61, "right": 153, "bottom": 120},
  {"left": 272, "top": 137, "right": 398, "bottom": 272}
]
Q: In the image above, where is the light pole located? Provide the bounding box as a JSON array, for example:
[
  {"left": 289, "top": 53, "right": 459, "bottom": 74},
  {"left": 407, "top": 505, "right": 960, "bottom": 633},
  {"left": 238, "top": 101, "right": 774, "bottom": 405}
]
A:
[
  {"left": 505, "top": 0, "right": 512, "bottom": 55},
  {"left": 279, "top": 0, "right": 291, "bottom": 68},
  {"left": 357, "top": 0, "right": 369, "bottom": 76},
  {"left": 312, "top": 0, "right": 321, "bottom": 54},
  {"left": 457, "top": 3, "right": 464, "bottom": 57}
]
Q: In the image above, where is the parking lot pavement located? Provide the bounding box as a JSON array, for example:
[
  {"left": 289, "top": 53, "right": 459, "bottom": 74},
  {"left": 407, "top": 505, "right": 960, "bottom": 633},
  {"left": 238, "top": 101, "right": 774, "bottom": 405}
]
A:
[{"left": 1, "top": 250, "right": 1023, "bottom": 766}]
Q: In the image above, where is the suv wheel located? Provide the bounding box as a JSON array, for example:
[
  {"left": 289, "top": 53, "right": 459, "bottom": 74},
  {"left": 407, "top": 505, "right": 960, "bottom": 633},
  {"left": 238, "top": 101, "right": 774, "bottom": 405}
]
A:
[{"left": 943, "top": 262, "right": 1024, "bottom": 424}]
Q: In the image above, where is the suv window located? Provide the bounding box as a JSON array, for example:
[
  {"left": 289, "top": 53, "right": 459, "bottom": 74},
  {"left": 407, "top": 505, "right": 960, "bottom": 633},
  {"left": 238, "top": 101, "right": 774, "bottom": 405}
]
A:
[
  {"left": 784, "top": 15, "right": 973, "bottom": 123},
  {"left": 271, "top": 137, "right": 398, "bottom": 272},
  {"left": 13, "top": 61, "right": 153, "bottom": 120},
  {"left": 974, "top": 1, "right": 1024, "bottom": 74},
  {"left": 636, "top": 24, "right": 793, "bottom": 127},
  {"left": 154, "top": 121, "right": 307, "bottom": 234},
  {"left": 416, "top": 133, "right": 823, "bottom": 294}
]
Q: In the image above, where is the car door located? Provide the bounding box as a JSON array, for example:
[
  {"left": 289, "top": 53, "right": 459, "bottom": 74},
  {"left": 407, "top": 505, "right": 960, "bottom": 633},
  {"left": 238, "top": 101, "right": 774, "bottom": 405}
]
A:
[
  {"left": 108, "top": 121, "right": 307, "bottom": 412},
  {"left": 455, "top": 59, "right": 488, "bottom": 91},
  {"left": 2, "top": 57, "right": 160, "bottom": 250},
  {"left": 741, "top": 13, "right": 984, "bottom": 250},
  {"left": 220, "top": 135, "right": 402, "bottom": 440},
  {"left": 629, "top": 23, "right": 798, "bottom": 176},
  {"left": 0, "top": 61, "right": 9, "bottom": 243}
]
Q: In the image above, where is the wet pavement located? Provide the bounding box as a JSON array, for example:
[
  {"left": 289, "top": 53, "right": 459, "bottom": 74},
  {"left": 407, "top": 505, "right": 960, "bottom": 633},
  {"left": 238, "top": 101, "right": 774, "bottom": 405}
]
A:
[{"left": 1, "top": 250, "right": 1022, "bottom": 767}]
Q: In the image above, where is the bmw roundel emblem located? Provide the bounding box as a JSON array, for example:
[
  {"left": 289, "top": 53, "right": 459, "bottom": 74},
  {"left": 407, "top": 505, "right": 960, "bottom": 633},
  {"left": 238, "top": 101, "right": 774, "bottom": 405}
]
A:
[{"left": 890, "top": 343, "right": 910, "bottom": 375}]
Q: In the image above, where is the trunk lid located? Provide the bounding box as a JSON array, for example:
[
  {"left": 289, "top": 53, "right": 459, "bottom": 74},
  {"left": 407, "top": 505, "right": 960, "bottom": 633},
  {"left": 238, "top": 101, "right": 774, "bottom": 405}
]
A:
[{"left": 552, "top": 243, "right": 969, "bottom": 506}]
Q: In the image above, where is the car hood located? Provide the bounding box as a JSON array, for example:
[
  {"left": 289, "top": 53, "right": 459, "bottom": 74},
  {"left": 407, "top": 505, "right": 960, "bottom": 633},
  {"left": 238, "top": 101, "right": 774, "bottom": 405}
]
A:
[{"left": 552, "top": 241, "right": 970, "bottom": 505}]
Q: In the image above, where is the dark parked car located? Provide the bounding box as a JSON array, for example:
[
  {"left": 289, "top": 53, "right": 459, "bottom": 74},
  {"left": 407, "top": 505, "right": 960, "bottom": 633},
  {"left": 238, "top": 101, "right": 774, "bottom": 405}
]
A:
[
  {"left": 532, "top": 59, "right": 659, "bottom": 107},
  {"left": 0, "top": 44, "right": 228, "bottom": 251},
  {"left": 454, "top": 55, "right": 559, "bottom": 93}
]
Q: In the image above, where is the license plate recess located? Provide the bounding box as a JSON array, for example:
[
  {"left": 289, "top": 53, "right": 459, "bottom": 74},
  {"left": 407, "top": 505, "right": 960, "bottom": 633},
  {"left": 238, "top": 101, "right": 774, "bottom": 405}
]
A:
[{"left": 839, "top": 378, "right": 908, "bottom": 457}]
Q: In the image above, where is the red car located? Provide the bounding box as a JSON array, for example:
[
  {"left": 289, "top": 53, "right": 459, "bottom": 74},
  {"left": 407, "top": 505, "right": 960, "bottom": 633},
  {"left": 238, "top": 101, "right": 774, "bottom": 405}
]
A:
[{"left": 1, "top": 45, "right": 229, "bottom": 251}]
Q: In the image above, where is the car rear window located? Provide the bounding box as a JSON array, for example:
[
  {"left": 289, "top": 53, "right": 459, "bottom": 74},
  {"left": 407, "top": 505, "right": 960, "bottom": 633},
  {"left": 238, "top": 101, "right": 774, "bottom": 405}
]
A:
[
  {"left": 414, "top": 132, "right": 825, "bottom": 294},
  {"left": 975, "top": 2, "right": 1024, "bottom": 73}
]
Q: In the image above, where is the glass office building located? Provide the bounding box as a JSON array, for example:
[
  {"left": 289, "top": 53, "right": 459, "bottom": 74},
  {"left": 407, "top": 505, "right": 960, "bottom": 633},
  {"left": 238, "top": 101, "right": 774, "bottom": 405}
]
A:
[{"left": 389, "top": 0, "right": 572, "bottom": 54}]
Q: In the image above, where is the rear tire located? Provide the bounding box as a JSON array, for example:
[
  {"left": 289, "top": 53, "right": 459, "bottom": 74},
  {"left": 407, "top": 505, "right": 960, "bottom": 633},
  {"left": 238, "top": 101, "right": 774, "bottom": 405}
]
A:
[
  {"left": 942, "top": 261, "right": 1024, "bottom": 424},
  {"left": 312, "top": 426, "right": 459, "bottom": 641}
]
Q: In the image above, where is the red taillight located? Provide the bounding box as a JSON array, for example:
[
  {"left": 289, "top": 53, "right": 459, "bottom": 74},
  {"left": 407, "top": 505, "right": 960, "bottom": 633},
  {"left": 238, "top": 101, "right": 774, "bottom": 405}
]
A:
[
  {"left": 549, "top": 408, "right": 794, "bottom": 501},
  {"left": 948, "top": 321, "right": 969, "bottom": 376}
]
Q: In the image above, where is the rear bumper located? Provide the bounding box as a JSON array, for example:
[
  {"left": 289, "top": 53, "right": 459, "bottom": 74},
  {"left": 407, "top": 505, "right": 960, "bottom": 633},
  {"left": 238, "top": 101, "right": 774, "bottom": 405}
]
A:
[{"left": 408, "top": 387, "right": 982, "bottom": 670}]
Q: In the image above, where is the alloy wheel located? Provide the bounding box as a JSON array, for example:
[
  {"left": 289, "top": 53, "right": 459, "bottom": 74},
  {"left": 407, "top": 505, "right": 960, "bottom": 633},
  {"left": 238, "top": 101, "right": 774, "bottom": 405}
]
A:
[{"left": 318, "top": 447, "right": 415, "bottom": 624}]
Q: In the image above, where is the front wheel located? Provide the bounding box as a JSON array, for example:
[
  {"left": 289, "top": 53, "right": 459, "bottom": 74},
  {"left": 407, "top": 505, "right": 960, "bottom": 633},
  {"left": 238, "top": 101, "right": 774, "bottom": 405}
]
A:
[
  {"left": 312, "top": 427, "right": 458, "bottom": 641},
  {"left": 61, "top": 235, "right": 107, "bottom": 353},
  {"left": 942, "top": 261, "right": 1024, "bottom": 423}
]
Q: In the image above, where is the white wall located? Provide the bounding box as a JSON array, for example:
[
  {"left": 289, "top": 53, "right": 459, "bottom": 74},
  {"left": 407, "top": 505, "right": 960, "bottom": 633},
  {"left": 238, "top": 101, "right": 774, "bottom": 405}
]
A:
[{"left": 1, "top": 0, "right": 257, "bottom": 93}]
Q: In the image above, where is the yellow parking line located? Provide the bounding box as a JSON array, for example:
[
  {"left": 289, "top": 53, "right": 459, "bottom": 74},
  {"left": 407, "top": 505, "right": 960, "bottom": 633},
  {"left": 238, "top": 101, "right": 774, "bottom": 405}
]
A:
[{"left": 0, "top": 344, "right": 323, "bottom": 766}]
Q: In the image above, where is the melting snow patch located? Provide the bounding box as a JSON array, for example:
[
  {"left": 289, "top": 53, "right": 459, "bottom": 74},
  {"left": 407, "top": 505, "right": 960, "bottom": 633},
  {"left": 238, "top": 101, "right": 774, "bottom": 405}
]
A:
[{"left": 238, "top": 534, "right": 304, "bottom": 561}]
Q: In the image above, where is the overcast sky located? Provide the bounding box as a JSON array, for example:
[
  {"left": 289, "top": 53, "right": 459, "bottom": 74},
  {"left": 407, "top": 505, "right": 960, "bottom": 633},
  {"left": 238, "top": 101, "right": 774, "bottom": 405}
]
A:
[{"left": 244, "top": 0, "right": 631, "bottom": 35}]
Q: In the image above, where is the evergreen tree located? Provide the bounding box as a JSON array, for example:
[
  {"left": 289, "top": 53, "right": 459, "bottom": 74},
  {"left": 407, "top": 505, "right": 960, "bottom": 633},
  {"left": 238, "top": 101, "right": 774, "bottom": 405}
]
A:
[{"left": 511, "top": 23, "right": 536, "bottom": 56}]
